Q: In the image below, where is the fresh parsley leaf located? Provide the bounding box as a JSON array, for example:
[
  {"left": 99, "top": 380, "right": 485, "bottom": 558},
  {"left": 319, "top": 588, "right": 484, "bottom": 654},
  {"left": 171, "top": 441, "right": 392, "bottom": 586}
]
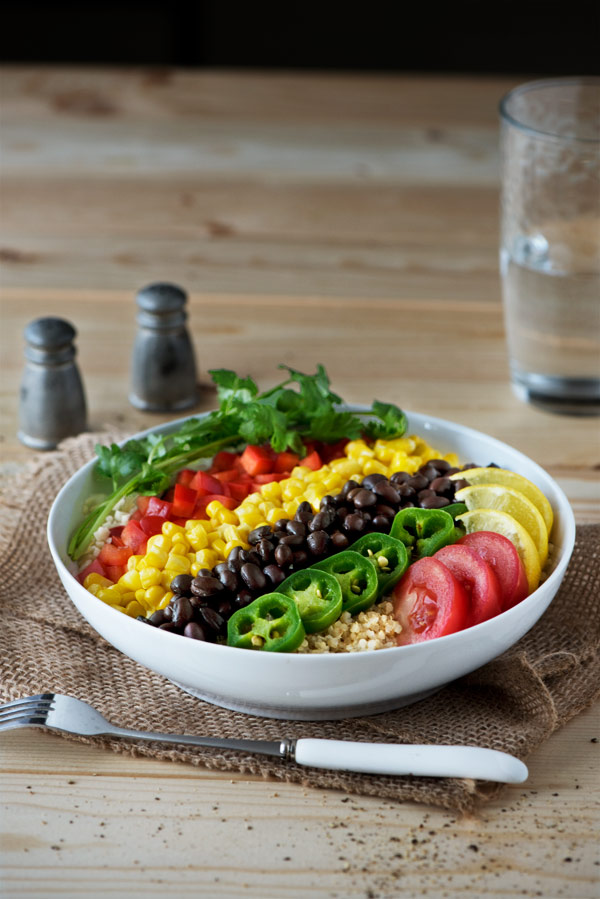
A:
[{"left": 362, "top": 401, "right": 407, "bottom": 440}]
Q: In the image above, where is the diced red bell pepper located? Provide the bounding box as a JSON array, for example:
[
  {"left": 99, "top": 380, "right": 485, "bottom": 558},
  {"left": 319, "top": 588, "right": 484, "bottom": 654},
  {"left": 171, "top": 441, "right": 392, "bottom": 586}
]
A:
[
  {"left": 136, "top": 495, "right": 151, "bottom": 516},
  {"left": 98, "top": 542, "right": 132, "bottom": 568},
  {"left": 239, "top": 444, "right": 275, "bottom": 476},
  {"left": 212, "top": 468, "right": 243, "bottom": 484},
  {"left": 274, "top": 451, "right": 300, "bottom": 473},
  {"left": 210, "top": 450, "right": 241, "bottom": 472},
  {"left": 228, "top": 481, "right": 252, "bottom": 501},
  {"left": 109, "top": 534, "right": 125, "bottom": 548},
  {"left": 176, "top": 468, "right": 196, "bottom": 487},
  {"left": 301, "top": 450, "right": 322, "bottom": 471},
  {"left": 189, "top": 470, "right": 229, "bottom": 496},
  {"left": 122, "top": 519, "right": 149, "bottom": 552},
  {"left": 139, "top": 515, "right": 166, "bottom": 537},
  {"left": 146, "top": 496, "right": 172, "bottom": 518},
  {"left": 172, "top": 483, "right": 198, "bottom": 519},
  {"left": 252, "top": 472, "right": 288, "bottom": 484},
  {"left": 76, "top": 558, "right": 107, "bottom": 585}
]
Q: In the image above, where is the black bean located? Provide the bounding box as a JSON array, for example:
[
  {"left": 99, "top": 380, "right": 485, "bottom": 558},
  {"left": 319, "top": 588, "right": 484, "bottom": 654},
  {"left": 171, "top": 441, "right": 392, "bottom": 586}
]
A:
[
  {"left": 343, "top": 513, "right": 367, "bottom": 534},
  {"left": 195, "top": 568, "right": 214, "bottom": 578},
  {"left": 137, "top": 615, "right": 153, "bottom": 625},
  {"left": 420, "top": 494, "right": 450, "bottom": 509},
  {"left": 286, "top": 519, "right": 307, "bottom": 538},
  {"left": 400, "top": 499, "right": 415, "bottom": 509},
  {"left": 375, "top": 503, "right": 397, "bottom": 519},
  {"left": 254, "top": 538, "right": 273, "bottom": 563},
  {"left": 452, "top": 478, "right": 470, "bottom": 491},
  {"left": 279, "top": 533, "right": 304, "bottom": 547},
  {"left": 240, "top": 562, "right": 267, "bottom": 591},
  {"left": 275, "top": 518, "right": 290, "bottom": 532},
  {"left": 330, "top": 530, "right": 349, "bottom": 550},
  {"left": 307, "top": 530, "right": 330, "bottom": 556},
  {"left": 171, "top": 596, "right": 194, "bottom": 628},
  {"left": 335, "top": 505, "right": 350, "bottom": 522},
  {"left": 429, "top": 476, "right": 454, "bottom": 496},
  {"left": 248, "top": 525, "right": 273, "bottom": 545},
  {"left": 372, "top": 514, "right": 391, "bottom": 530},
  {"left": 217, "top": 568, "right": 239, "bottom": 592},
  {"left": 419, "top": 464, "right": 441, "bottom": 481},
  {"left": 274, "top": 543, "right": 294, "bottom": 568},
  {"left": 191, "top": 575, "right": 224, "bottom": 598},
  {"left": 430, "top": 459, "right": 451, "bottom": 472},
  {"left": 198, "top": 606, "right": 225, "bottom": 634},
  {"left": 352, "top": 488, "right": 377, "bottom": 509},
  {"left": 310, "top": 509, "right": 334, "bottom": 531},
  {"left": 390, "top": 471, "right": 410, "bottom": 485},
  {"left": 418, "top": 488, "right": 437, "bottom": 502},
  {"left": 227, "top": 546, "right": 245, "bottom": 570},
  {"left": 341, "top": 479, "right": 360, "bottom": 497},
  {"left": 216, "top": 599, "right": 232, "bottom": 618},
  {"left": 319, "top": 494, "right": 337, "bottom": 510},
  {"left": 294, "top": 501, "right": 314, "bottom": 523},
  {"left": 445, "top": 467, "right": 460, "bottom": 476},
  {"left": 372, "top": 480, "right": 401, "bottom": 504},
  {"left": 407, "top": 474, "right": 429, "bottom": 491},
  {"left": 263, "top": 565, "right": 285, "bottom": 587},
  {"left": 158, "top": 622, "right": 177, "bottom": 632},
  {"left": 233, "top": 589, "right": 255, "bottom": 609},
  {"left": 183, "top": 621, "right": 206, "bottom": 641},
  {"left": 149, "top": 609, "right": 169, "bottom": 627},
  {"left": 170, "top": 573, "right": 193, "bottom": 595},
  {"left": 361, "top": 473, "right": 388, "bottom": 490},
  {"left": 293, "top": 549, "right": 309, "bottom": 567},
  {"left": 397, "top": 484, "right": 416, "bottom": 499},
  {"left": 161, "top": 604, "right": 173, "bottom": 620}
]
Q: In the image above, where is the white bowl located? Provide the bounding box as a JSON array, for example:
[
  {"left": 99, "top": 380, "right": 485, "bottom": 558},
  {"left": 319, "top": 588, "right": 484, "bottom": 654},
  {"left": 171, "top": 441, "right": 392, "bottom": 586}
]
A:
[{"left": 47, "top": 410, "right": 576, "bottom": 720}]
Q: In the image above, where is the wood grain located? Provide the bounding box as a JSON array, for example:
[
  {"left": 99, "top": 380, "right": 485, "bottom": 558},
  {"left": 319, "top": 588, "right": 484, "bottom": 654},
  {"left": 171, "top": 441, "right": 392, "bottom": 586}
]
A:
[{"left": 0, "top": 67, "right": 598, "bottom": 897}]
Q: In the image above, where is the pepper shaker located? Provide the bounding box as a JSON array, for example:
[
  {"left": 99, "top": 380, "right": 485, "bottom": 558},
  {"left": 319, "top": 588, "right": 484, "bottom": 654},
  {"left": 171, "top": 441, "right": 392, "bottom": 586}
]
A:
[
  {"left": 129, "top": 282, "right": 199, "bottom": 412},
  {"left": 18, "top": 317, "right": 88, "bottom": 450}
]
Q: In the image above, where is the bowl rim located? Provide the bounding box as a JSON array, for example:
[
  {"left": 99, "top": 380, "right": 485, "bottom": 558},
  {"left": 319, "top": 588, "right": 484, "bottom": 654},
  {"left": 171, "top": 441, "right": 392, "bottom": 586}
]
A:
[{"left": 47, "top": 407, "right": 576, "bottom": 666}]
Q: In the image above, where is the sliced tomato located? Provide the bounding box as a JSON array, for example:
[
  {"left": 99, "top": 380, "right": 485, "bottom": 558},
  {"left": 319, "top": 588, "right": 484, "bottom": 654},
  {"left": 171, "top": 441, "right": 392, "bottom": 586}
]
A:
[
  {"left": 76, "top": 558, "right": 107, "bottom": 584},
  {"left": 189, "top": 470, "right": 229, "bottom": 496},
  {"left": 171, "top": 484, "right": 198, "bottom": 519},
  {"left": 458, "top": 531, "right": 529, "bottom": 611},
  {"left": 122, "top": 519, "right": 149, "bottom": 552},
  {"left": 212, "top": 468, "right": 242, "bottom": 484},
  {"left": 176, "top": 468, "right": 196, "bottom": 487},
  {"left": 274, "top": 451, "right": 300, "bottom": 473},
  {"left": 239, "top": 444, "right": 275, "bottom": 476},
  {"left": 228, "top": 481, "right": 252, "bottom": 501},
  {"left": 98, "top": 542, "right": 132, "bottom": 568},
  {"left": 434, "top": 544, "right": 502, "bottom": 626},
  {"left": 301, "top": 450, "right": 322, "bottom": 471},
  {"left": 104, "top": 564, "right": 126, "bottom": 583},
  {"left": 146, "top": 496, "right": 172, "bottom": 518},
  {"left": 109, "top": 532, "right": 125, "bottom": 547},
  {"left": 252, "top": 472, "right": 288, "bottom": 484},
  {"left": 139, "top": 515, "right": 167, "bottom": 537},
  {"left": 393, "top": 558, "right": 468, "bottom": 645}
]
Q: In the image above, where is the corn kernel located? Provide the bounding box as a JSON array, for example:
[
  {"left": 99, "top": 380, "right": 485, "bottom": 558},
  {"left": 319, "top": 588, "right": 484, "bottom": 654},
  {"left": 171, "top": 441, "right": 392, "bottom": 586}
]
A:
[
  {"left": 237, "top": 507, "right": 264, "bottom": 528},
  {"left": 144, "top": 585, "right": 166, "bottom": 606},
  {"left": 118, "top": 569, "right": 142, "bottom": 591},
  {"left": 281, "top": 479, "right": 304, "bottom": 501},
  {"left": 260, "top": 481, "right": 282, "bottom": 501},
  {"left": 184, "top": 518, "right": 209, "bottom": 532},
  {"left": 217, "top": 507, "right": 238, "bottom": 525},
  {"left": 362, "top": 458, "right": 389, "bottom": 476},
  {"left": 144, "top": 547, "right": 169, "bottom": 569},
  {"left": 224, "top": 539, "right": 246, "bottom": 556},
  {"left": 158, "top": 591, "right": 173, "bottom": 610},
  {"left": 127, "top": 554, "right": 143, "bottom": 571},
  {"left": 291, "top": 466, "right": 311, "bottom": 479},
  {"left": 328, "top": 458, "right": 362, "bottom": 478},
  {"left": 139, "top": 567, "right": 162, "bottom": 589},
  {"left": 125, "top": 600, "right": 145, "bottom": 618},
  {"left": 211, "top": 537, "right": 227, "bottom": 557},
  {"left": 346, "top": 440, "right": 374, "bottom": 460},
  {"left": 282, "top": 499, "right": 301, "bottom": 517},
  {"left": 165, "top": 553, "right": 191, "bottom": 574},
  {"left": 265, "top": 506, "right": 287, "bottom": 524},
  {"left": 220, "top": 523, "right": 248, "bottom": 545},
  {"left": 161, "top": 570, "right": 174, "bottom": 588},
  {"left": 162, "top": 521, "right": 186, "bottom": 539},
  {"left": 135, "top": 588, "right": 146, "bottom": 603},
  {"left": 187, "top": 525, "right": 209, "bottom": 551},
  {"left": 147, "top": 534, "right": 171, "bottom": 552},
  {"left": 83, "top": 573, "right": 113, "bottom": 589},
  {"left": 194, "top": 548, "right": 219, "bottom": 569},
  {"left": 97, "top": 585, "right": 125, "bottom": 605}
]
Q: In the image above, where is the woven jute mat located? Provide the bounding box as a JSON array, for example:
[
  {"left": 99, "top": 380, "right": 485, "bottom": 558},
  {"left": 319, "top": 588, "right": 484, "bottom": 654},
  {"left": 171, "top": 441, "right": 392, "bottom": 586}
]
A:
[{"left": 1, "top": 432, "right": 599, "bottom": 813}]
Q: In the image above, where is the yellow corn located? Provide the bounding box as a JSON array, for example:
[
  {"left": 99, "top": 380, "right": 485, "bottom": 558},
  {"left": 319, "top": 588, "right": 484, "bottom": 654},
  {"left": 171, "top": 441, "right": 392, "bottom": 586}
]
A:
[{"left": 84, "top": 573, "right": 114, "bottom": 590}]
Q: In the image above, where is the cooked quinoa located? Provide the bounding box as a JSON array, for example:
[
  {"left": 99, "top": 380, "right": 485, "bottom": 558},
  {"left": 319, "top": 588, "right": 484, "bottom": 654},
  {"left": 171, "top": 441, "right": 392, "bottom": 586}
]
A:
[
  {"left": 295, "top": 600, "right": 402, "bottom": 653},
  {"left": 78, "top": 494, "right": 138, "bottom": 570}
]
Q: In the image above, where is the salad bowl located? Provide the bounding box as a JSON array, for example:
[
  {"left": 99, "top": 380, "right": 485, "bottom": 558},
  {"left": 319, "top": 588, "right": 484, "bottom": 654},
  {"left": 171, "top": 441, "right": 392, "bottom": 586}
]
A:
[{"left": 47, "top": 410, "right": 576, "bottom": 720}]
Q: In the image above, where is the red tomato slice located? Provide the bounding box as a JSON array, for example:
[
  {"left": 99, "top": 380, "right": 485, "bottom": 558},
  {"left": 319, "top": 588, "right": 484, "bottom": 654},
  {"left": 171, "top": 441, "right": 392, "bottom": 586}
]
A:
[
  {"left": 121, "top": 519, "right": 148, "bottom": 553},
  {"left": 136, "top": 495, "right": 151, "bottom": 516},
  {"left": 301, "top": 450, "right": 322, "bottom": 471},
  {"left": 76, "top": 558, "right": 106, "bottom": 584},
  {"left": 210, "top": 450, "right": 241, "bottom": 472},
  {"left": 227, "top": 481, "right": 252, "bottom": 501},
  {"left": 274, "top": 451, "right": 300, "bottom": 473},
  {"left": 146, "top": 496, "right": 172, "bottom": 518},
  {"left": 458, "top": 531, "right": 529, "bottom": 611},
  {"left": 252, "top": 472, "right": 288, "bottom": 484},
  {"left": 176, "top": 468, "right": 196, "bottom": 488},
  {"left": 434, "top": 544, "right": 502, "bottom": 626},
  {"left": 138, "top": 514, "right": 165, "bottom": 537},
  {"left": 98, "top": 542, "right": 132, "bottom": 568},
  {"left": 104, "top": 564, "right": 126, "bottom": 583},
  {"left": 239, "top": 444, "right": 275, "bottom": 476},
  {"left": 392, "top": 558, "right": 468, "bottom": 645}
]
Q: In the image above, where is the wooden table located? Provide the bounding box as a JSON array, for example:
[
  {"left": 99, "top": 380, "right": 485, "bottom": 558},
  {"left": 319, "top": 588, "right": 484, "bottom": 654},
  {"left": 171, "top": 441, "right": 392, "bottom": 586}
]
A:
[{"left": 1, "top": 68, "right": 598, "bottom": 898}]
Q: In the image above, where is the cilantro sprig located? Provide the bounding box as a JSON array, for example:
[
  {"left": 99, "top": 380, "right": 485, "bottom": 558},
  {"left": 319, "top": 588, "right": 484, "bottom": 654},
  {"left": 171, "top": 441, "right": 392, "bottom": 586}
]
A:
[{"left": 68, "top": 365, "right": 406, "bottom": 561}]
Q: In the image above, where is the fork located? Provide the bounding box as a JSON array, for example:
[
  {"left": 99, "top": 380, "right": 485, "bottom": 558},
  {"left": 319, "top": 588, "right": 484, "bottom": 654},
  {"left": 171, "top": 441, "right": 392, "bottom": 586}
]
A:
[{"left": 0, "top": 693, "right": 528, "bottom": 782}]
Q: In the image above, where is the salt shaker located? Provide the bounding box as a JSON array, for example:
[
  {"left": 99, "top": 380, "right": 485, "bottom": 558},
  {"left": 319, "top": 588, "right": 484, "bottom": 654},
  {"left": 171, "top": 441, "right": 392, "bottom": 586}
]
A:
[
  {"left": 18, "top": 317, "right": 88, "bottom": 450},
  {"left": 129, "top": 282, "right": 199, "bottom": 412}
]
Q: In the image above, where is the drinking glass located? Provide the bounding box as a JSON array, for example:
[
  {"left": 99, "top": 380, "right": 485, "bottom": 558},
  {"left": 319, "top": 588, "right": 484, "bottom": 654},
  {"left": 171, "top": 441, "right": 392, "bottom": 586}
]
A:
[{"left": 499, "top": 78, "right": 600, "bottom": 414}]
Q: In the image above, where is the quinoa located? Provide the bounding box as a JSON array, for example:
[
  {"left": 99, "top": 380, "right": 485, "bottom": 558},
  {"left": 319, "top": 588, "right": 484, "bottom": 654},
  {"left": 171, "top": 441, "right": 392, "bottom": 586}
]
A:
[{"left": 295, "top": 600, "right": 402, "bottom": 654}]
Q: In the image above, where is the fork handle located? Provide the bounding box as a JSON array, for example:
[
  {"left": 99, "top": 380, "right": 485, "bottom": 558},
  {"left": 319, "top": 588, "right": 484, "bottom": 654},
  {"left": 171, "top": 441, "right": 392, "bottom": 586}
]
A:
[{"left": 293, "top": 740, "right": 528, "bottom": 783}]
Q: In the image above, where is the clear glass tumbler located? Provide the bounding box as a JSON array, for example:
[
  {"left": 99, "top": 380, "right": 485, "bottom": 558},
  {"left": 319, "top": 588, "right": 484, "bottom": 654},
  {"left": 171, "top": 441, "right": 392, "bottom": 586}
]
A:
[{"left": 499, "top": 78, "right": 600, "bottom": 415}]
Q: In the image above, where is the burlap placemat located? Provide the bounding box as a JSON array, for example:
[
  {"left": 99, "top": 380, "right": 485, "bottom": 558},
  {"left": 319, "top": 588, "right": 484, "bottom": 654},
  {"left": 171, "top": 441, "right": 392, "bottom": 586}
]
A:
[{"left": 1, "top": 432, "right": 599, "bottom": 813}]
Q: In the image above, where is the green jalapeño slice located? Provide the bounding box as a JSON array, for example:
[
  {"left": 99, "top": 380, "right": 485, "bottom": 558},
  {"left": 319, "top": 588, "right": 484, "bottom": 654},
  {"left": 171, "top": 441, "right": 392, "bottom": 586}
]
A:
[
  {"left": 227, "top": 593, "right": 305, "bottom": 652},
  {"left": 313, "top": 550, "right": 379, "bottom": 616},
  {"left": 389, "top": 507, "right": 458, "bottom": 559},
  {"left": 279, "top": 568, "right": 343, "bottom": 633},
  {"left": 350, "top": 532, "right": 409, "bottom": 598}
]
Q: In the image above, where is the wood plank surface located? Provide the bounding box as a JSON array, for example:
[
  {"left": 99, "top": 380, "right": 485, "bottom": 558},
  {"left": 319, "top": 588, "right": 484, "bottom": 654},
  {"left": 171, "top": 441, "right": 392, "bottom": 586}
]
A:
[{"left": 0, "top": 67, "right": 598, "bottom": 898}]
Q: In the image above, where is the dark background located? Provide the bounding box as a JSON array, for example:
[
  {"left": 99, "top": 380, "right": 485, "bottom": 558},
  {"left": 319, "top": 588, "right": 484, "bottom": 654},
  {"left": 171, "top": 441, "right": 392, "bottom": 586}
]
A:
[{"left": 1, "top": 0, "right": 599, "bottom": 75}]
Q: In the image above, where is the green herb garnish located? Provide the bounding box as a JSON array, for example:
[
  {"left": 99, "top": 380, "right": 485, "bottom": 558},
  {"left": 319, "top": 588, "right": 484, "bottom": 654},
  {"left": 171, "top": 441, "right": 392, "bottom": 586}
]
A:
[{"left": 68, "top": 364, "right": 406, "bottom": 561}]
